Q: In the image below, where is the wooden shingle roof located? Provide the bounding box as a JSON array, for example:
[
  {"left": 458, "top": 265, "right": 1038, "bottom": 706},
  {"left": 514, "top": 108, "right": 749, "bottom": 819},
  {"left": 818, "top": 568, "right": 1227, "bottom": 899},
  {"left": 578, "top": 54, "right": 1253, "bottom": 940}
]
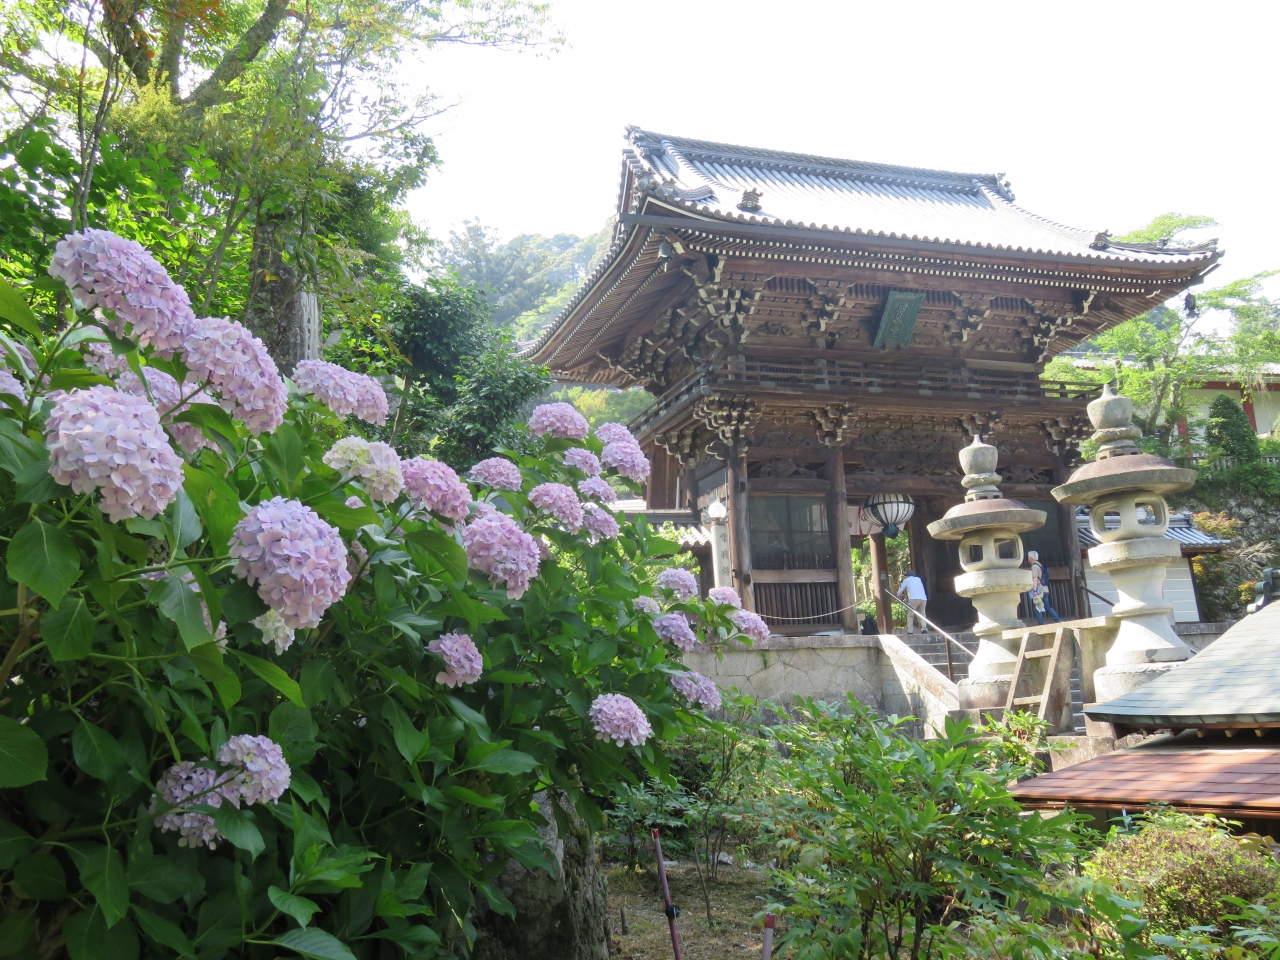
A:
[{"left": 1013, "top": 735, "right": 1280, "bottom": 818}]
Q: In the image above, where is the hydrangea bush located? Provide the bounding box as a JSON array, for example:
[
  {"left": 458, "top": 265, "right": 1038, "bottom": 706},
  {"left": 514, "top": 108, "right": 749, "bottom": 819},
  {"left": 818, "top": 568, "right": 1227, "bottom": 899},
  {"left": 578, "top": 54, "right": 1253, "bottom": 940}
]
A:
[{"left": 0, "top": 233, "right": 751, "bottom": 960}]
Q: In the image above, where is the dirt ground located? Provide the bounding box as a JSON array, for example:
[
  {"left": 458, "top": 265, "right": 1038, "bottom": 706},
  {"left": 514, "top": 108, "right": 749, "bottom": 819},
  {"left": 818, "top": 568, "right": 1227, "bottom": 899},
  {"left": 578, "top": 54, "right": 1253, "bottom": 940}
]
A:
[{"left": 606, "top": 862, "right": 780, "bottom": 960}]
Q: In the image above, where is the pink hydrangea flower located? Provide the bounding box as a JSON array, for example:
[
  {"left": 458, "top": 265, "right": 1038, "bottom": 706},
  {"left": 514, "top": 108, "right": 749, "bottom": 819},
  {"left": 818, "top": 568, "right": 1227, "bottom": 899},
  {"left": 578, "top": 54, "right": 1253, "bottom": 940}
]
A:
[
  {"left": 345, "top": 495, "right": 363, "bottom": 509},
  {"left": 323, "top": 437, "right": 404, "bottom": 503},
  {"left": 83, "top": 340, "right": 129, "bottom": 376},
  {"left": 583, "top": 503, "right": 619, "bottom": 544},
  {"left": 461, "top": 511, "right": 541, "bottom": 599},
  {"left": 217, "top": 734, "right": 291, "bottom": 806},
  {"left": 49, "top": 230, "right": 195, "bottom": 357},
  {"left": 601, "top": 440, "right": 650, "bottom": 481},
  {"left": 656, "top": 567, "right": 698, "bottom": 600},
  {"left": 402, "top": 457, "right": 471, "bottom": 522},
  {"left": 150, "top": 761, "right": 238, "bottom": 849},
  {"left": 182, "top": 316, "right": 287, "bottom": 435},
  {"left": 0, "top": 369, "right": 25, "bottom": 404},
  {"left": 655, "top": 612, "right": 698, "bottom": 652},
  {"left": 578, "top": 477, "right": 619, "bottom": 504},
  {"left": 563, "top": 447, "right": 601, "bottom": 476},
  {"left": 672, "top": 672, "right": 721, "bottom": 711},
  {"left": 529, "top": 482, "right": 583, "bottom": 531},
  {"left": 292, "top": 359, "right": 388, "bottom": 425},
  {"left": 229, "top": 497, "right": 351, "bottom": 629},
  {"left": 731, "top": 609, "right": 770, "bottom": 644},
  {"left": 116, "top": 366, "right": 215, "bottom": 455},
  {"left": 428, "top": 631, "right": 484, "bottom": 687},
  {"left": 634, "top": 596, "right": 661, "bottom": 616},
  {"left": 252, "top": 609, "right": 295, "bottom": 655},
  {"left": 708, "top": 586, "right": 742, "bottom": 609},
  {"left": 528, "top": 402, "right": 589, "bottom": 440},
  {"left": 595, "top": 422, "right": 636, "bottom": 446},
  {"left": 468, "top": 457, "right": 523, "bottom": 491},
  {"left": 45, "top": 386, "right": 184, "bottom": 522},
  {"left": 589, "top": 693, "right": 653, "bottom": 747}
]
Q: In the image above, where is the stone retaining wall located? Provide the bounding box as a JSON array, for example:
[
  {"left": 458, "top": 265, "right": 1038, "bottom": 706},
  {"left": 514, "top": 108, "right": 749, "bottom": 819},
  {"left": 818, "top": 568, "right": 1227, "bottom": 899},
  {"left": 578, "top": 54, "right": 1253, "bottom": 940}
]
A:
[{"left": 683, "top": 632, "right": 960, "bottom": 737}]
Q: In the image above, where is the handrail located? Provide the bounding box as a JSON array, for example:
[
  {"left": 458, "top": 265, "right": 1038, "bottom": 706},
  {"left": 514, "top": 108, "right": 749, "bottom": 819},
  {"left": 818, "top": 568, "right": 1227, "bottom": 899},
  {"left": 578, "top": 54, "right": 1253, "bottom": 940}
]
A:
[
  {"left": 885, "top": 592, "right": 977, "bottom": 684},
  {"left": 1082, "top": 586, "right": 1114, "bottom": 609}
]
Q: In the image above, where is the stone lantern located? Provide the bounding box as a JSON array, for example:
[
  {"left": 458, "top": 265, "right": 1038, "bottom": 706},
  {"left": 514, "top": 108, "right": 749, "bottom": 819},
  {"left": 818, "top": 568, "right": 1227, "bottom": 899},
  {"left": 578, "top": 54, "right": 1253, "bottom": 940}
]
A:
[
  {"left": 1052, "top": 383, "right": 1198, "bottom": 701},
  {"left": 928, "top": 434, "right": 1046, "bottom": 710}
]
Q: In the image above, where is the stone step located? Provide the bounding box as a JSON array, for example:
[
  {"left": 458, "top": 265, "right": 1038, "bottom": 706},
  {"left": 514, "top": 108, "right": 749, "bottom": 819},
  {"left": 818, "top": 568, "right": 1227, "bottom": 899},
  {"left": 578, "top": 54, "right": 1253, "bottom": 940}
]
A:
[{"left": 903, "top": 633, "right": 1086, "bottom": 734}]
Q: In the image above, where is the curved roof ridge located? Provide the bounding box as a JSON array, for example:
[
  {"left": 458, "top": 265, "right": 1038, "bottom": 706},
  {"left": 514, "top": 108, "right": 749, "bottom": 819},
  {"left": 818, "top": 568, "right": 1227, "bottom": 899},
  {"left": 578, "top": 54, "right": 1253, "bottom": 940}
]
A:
[{"left": 628, "top": 126, "right": 1005, "bottom": 193}]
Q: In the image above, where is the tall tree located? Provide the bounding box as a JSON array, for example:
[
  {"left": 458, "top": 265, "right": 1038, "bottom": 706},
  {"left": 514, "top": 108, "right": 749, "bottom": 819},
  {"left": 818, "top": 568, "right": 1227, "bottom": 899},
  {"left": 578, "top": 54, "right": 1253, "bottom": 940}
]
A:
[
  {"left": 437, "top": 220, "right": 610, "bottom": 329},
  {"left": 0, "top": 0, "right": 558, "bottom": 366},
  {"left": 1045, "top": 212, "right": 1279, "bottom": 452}
]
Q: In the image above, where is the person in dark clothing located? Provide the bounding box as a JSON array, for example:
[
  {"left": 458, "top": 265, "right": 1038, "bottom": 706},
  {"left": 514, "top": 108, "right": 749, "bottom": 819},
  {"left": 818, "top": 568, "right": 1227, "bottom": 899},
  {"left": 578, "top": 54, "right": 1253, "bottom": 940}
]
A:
[{"left": 860, "top": 613, "right": 879, "bottom": 635}]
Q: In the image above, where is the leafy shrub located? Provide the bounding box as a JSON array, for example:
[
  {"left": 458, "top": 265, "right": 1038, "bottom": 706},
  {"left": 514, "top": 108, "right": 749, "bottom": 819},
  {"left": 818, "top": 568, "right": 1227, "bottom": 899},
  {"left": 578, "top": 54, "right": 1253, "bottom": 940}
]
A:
[
  {"left": 1207, "top": 394, "right": 1261, "bottom": 462},
  {"left": 765, "top": 699, "right": 1082, "bottom": 960},
  {"left": 0, "top": 234, "right": 748, "bottom": 959},
  {"left": 1085, "top": 811, "right": 1279, "bottom": 937}
]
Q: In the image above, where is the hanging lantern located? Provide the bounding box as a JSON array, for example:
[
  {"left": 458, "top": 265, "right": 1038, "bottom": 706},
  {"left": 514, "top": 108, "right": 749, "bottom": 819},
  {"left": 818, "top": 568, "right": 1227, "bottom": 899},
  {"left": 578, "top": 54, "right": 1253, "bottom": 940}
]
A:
[{"left": 864, "top": 492, "right": 915, "bottom": 538}]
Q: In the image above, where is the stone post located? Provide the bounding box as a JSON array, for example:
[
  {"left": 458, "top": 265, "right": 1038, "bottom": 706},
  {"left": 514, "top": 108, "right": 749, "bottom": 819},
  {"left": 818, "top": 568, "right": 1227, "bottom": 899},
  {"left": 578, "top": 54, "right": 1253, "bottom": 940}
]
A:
[
  {"left": 1052, "top": 384, "right": 1198, "bottom": 701},
  {"left": 928, "top": 435, "right": 1046, "bottom": 710}
]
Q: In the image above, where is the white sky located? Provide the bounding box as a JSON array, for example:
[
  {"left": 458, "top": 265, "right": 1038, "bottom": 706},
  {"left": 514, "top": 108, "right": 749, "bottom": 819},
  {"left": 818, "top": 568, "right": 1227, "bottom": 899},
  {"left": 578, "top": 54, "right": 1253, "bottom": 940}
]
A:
[{"left": 407, "top": 0, "right": 1279, "bottom": 294}]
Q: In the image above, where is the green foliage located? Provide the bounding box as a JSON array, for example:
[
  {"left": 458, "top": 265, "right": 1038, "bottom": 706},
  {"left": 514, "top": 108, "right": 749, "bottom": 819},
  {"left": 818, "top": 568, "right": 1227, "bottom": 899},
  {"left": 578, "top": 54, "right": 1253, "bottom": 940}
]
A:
[
  {"left": 766, "top": 699, "right": 1082, "bottom": 960},
  {"left": 1206, "top": 394, "right": 1261, "bottom": 461},
  {"left": 1113, "top": 213, "right": 1217, "bottom": 244},
  {"left": 1085, "top": 809, "right": 1280, "bottom": 938},
  {"left": 546, "top": 385, "right": 654, "bottom": 430},
  {"left": 438, "top": 221, "right": 610, "bottom": 330},
  {"left": 0, "top": 255, "right": 737, "bottom": 959}
]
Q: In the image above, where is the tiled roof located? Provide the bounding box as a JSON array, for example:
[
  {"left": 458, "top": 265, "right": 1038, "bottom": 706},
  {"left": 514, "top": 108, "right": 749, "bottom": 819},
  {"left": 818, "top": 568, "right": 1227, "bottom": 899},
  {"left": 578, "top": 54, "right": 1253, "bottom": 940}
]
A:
[
  {"left": 1076, "top": 512, "right": 1229, "bottom": 553},
  {"left": 1086, "top": 601, "right": 1280, "bottom": 727},
  {"left": 1012, "top": 734, "right": 1280, "bottom": 816},
  {"left": 625, "top": 128, "right": 1219, "bottom": 265}
]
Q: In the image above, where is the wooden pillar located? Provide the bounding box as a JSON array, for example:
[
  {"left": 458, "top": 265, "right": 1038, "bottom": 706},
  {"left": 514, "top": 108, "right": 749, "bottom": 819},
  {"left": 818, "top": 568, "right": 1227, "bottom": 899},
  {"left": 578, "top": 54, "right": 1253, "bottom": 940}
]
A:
[
  {"left": 870, "top": 531, "right": 892, "bottom": 634},
  {"left": 908, "top": 500, "right": 939, "bottom": 624},
  {"left": 727, "top": 444, "right": 754, "bottom": 610},
  {"left": 825, "top": 444, "right": 857, "bottom": 633},
  {"left": 1054, "top": 461, "right": 1085, "bottom": 619},
  {"left": 685, "top": 463, "right": 699, "bottom": 519}
]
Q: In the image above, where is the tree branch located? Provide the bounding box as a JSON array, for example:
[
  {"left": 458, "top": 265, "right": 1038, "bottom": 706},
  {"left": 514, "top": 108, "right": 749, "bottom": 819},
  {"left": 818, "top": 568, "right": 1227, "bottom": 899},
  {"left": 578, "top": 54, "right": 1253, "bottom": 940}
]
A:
[{"left": 178, "top": 0, "right": 289, "bottom": 118}]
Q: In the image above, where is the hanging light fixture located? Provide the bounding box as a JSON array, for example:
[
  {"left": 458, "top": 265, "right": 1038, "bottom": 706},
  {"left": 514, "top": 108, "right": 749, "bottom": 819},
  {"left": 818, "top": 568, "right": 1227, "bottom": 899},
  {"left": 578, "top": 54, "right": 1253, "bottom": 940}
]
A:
[
  {"left": 864, "top": 492, "right": 915, "bottom": 538},
  {"left": 705, "top": 498, "right": 727, "bottom": 521}
]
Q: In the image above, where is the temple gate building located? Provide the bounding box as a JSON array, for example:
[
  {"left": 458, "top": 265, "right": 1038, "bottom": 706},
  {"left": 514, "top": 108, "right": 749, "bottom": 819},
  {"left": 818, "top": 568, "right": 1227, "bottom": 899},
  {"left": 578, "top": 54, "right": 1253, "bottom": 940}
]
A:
[{"left": 524, "top": 129, "right": 1221, "bottom": 636}]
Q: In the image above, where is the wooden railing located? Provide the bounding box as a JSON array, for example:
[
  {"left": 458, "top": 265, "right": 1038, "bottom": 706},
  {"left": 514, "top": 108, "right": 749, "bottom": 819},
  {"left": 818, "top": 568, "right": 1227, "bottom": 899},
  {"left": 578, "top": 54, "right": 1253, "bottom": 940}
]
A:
[
  {"left": 630, "top": 361, "right": 1099, "bottom": 435},
  {"left": 1173, "top": 455, "right": 1280, "bottom": 473}
]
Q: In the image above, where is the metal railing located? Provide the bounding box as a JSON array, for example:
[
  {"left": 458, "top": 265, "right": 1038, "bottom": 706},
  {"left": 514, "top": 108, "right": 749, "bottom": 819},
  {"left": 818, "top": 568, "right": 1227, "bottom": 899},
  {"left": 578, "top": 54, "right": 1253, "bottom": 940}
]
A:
[{"left": 886, "top": 592, "right": 976, "bottom": 683}]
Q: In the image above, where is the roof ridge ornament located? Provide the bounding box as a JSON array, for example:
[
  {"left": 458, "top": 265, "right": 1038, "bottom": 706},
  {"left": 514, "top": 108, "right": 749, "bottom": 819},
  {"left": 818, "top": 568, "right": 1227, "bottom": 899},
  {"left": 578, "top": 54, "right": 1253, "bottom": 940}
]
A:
[
  {"left": 737, "top": 188, "right": 762, "bottom": 212},
  {"left": 1090, "top": 230, "right": 1112, "bottom": 250}
]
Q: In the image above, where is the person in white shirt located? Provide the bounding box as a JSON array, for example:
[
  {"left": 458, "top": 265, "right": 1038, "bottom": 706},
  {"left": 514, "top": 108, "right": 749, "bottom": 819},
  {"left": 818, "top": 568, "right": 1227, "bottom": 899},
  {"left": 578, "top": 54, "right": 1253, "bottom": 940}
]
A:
[{"left": 898, "top": 570, "right": 928, "bottom": 634}]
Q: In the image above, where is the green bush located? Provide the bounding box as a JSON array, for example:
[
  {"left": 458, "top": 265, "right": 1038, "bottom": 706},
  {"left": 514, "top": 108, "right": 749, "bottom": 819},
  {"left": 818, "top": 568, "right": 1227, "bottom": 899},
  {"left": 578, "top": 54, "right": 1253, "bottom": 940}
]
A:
[
  {"left": 766, "top": 699, "right": 1082, "bottom": 960},
  {"left": 1207, "top": 394, "right": 1261, "bottom": 462},
  {"left": 1085, "top": 812, "right": 1279, "bottom": 936}
]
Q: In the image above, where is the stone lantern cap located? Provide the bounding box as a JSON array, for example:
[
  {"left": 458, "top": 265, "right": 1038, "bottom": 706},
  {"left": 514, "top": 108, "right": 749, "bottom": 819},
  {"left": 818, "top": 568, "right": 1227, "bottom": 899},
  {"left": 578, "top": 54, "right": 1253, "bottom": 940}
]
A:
[
  {"left": 1052, "top": 383, "right": 1196, "bottom": 505},
  {"left": 927, "top": 434, "right": 1046, "bottom": 540},
  {"left": 928, "top": 498, "right": 1047, "bottom": 540}
]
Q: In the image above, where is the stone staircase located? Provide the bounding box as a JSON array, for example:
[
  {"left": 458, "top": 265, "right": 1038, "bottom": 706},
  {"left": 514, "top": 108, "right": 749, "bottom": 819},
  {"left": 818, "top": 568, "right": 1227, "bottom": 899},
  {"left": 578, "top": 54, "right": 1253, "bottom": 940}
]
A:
[{"left": 901, "top": 631, "right": 1085, "bottom": 733}]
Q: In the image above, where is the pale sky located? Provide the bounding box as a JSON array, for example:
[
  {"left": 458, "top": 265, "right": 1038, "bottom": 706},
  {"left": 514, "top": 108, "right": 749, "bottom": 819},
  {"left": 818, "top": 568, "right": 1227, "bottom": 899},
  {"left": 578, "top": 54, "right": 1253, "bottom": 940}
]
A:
[{"left": 407, "top": 0, "right": 1279, "bottom": 294}]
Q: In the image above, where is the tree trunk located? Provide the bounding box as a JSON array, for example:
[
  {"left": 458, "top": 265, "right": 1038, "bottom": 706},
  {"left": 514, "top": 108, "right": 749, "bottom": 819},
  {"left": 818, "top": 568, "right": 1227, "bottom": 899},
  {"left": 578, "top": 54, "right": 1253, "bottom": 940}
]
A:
[
  {"left": 244, "top": 212, "right": 320, "bottom": 375},
  {"left": 470, "top": 792, "right": 611, "bottom": 960}
]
